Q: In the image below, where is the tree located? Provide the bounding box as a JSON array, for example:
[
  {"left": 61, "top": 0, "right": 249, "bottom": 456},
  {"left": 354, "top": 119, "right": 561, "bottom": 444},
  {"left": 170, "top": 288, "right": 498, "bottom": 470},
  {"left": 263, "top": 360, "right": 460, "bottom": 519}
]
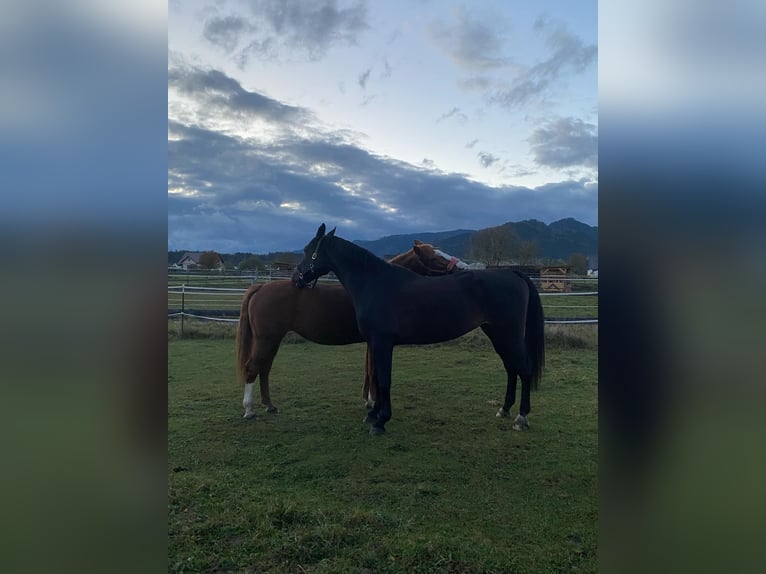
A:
[
  {"left": 238, "top": 255, "right": 265, "bottom": 271},
  {"left": 470, "top": 226, "right": 517, "bottom": 267},
  {"left": 271, "top": 252, "right": 299, "bottom": 264},
  {"left": 198, "top": 250, "right": 222, "bottom": 269},
  {"left": 568, "top": 253, "right": 589, "bottom": 275},
  {"left": 517, "top": 241, "right": 539, "bottom": 266}
]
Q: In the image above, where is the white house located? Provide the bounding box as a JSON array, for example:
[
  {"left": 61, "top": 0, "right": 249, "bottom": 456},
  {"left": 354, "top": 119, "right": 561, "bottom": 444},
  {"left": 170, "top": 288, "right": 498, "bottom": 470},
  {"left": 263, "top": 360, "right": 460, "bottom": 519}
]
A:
[{"left": 175, "top": 252, "right": 224, "bottom": 270}]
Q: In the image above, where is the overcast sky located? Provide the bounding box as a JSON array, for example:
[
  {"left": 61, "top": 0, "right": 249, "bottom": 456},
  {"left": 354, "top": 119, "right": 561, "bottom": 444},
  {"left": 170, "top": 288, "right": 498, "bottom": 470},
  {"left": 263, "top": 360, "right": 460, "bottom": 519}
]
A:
[{"left": 169, "top": 0, "right": 597, "bottom": 253}]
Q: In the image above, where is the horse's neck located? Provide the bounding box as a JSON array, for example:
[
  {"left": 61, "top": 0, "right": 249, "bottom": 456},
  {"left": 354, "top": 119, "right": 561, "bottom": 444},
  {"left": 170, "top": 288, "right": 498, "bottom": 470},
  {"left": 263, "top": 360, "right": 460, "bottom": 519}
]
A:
[
  {"left": 328, "top": 237, "right": 392, "bottom": 293},
  {"left": 387, "top": 249, "right": 415, "bottom": 267}
]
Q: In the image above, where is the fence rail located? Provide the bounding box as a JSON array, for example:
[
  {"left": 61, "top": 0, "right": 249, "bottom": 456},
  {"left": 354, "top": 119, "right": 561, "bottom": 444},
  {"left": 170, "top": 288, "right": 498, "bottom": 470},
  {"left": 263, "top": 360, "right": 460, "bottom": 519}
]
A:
[{"left": 168, "top": 275, "right": 598, "bottom": 327}]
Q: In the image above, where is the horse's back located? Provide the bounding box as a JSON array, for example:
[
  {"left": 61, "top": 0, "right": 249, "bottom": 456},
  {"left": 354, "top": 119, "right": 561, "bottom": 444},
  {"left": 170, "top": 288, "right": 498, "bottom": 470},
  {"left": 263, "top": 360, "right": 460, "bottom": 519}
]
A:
[{"left": 411, "top": 270, "right": 528, "bottom": 339}]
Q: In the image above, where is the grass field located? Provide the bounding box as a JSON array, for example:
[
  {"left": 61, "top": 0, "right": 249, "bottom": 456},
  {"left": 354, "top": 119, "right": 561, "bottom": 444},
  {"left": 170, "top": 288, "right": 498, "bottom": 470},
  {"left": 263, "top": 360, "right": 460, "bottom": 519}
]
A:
[{"left": 168, "top": 329, "right": 597, "bottom": 573}]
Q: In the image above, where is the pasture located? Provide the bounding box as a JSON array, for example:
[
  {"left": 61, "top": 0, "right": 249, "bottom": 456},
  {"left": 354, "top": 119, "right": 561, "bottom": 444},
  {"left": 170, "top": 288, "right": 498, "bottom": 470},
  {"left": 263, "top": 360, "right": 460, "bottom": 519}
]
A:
[{"left": 168, "top": 328, "right": 597, "bottom": 573}]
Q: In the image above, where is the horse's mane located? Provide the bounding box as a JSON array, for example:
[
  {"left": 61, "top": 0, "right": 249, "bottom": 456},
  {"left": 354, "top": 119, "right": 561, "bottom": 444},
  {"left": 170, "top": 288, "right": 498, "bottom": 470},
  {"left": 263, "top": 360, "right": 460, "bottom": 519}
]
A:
[{"left": 332, "top": 235, "right": 414, "bottom": 275}]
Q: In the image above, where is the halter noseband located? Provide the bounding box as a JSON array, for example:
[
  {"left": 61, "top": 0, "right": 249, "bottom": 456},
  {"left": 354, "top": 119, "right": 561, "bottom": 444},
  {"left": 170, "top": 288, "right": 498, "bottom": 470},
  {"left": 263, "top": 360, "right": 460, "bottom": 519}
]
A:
[{"left": 298, "top": 234, "right": 328, "bottom": 287}]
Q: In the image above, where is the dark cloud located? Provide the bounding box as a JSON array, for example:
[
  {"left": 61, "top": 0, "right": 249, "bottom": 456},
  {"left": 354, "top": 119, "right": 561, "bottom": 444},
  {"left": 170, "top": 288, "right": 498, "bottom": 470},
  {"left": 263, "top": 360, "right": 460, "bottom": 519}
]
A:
[
  {"left": 168, "top": 66, "right": 310, "bottom": 124},
  {"left": 478, "top": 151, "right": 499, "bottom": 168},
  {"left": 465, "top": 138, "right": 479, "bottom": 149},
  {"left": 491, "top": 21, "right": 596, "bottom": 108},
  {"left": 208, "top": 0, "right": 369, "bottom": 64},
  {"left": 168, "top": 67, "right": 597, "bottom": 252},
  {"left": 429, "top": 12, "right": 594, "bottom": 110},
  {"left": 358, "top": 68, "right": 371, "bottom": 89},
  {"left": 203, "top": 16, "right": 251, "bottom": 54},
  {"left": 459, "top": 76, "right": 492, "bottom": 91},
  {"left": 168, "top": 121, "right": 597, "bottom": 251},
  {"left": 436, "top": 107, "right": 468, "bottom": 124},
  {"left": 529, "top": 117, "right": 598, "bottom": 169},
  {"left": 428, "top": 7, "right": 511, "bottom": 70},
  {"left": 381, "top": 57, "right": 392, "bottom": 79}
]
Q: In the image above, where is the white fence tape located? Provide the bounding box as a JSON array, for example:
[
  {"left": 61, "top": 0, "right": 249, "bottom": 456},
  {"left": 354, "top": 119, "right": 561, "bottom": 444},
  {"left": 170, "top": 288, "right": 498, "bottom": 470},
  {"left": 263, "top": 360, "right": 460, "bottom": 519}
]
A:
[{"left": 169, "top": 288, "right": 598, "bottom": 325}]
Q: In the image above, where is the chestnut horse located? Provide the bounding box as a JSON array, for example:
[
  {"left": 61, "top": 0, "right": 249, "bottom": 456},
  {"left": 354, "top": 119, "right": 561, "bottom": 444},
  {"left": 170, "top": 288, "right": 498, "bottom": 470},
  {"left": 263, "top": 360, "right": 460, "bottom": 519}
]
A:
[{"left": 236, "top": 241, "right": 467, "bottom": 418}]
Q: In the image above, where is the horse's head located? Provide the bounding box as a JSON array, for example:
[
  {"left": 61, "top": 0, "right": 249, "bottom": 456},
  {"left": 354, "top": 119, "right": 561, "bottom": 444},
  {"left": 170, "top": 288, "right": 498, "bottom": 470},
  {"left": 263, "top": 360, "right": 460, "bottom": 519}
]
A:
[
  {"left": 293, "top": 223, "right": 336, "bottom": 288},
  {"left": 412, "top": 241, "right": 468, "bottom": 274}
]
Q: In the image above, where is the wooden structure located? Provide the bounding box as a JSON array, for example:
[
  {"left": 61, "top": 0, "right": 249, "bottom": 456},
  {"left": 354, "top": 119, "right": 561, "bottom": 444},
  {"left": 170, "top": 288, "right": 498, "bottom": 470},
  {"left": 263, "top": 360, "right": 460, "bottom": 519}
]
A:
[
  {"left": 540, "top": 265, "right": 572, "bottom": 292},
  {"left": 175, "top": 251, "right": 224, "bottom": 270}
]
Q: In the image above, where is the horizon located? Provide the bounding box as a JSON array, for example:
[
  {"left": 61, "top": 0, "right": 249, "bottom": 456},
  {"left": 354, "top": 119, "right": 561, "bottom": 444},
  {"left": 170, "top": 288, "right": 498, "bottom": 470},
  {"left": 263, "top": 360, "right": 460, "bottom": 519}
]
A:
[{"left": 168, "top": 215, "right": 597, "bottom": 255}]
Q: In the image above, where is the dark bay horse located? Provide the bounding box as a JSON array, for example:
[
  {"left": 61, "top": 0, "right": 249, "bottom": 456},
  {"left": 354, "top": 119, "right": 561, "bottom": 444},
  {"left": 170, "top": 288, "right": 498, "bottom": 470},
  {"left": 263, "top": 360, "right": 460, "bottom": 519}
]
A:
[
  {"left": 236, "top": 241, "right": 467, "bottom": 419},
  {"left": 293, "top": 224, "right": 545, "bottom": 435}
]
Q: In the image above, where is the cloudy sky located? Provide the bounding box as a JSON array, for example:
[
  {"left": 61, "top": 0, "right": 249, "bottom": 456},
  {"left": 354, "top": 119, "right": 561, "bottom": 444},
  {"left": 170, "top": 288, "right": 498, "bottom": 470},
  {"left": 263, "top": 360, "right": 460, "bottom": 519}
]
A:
[{"left": 169, "top": 0, "right": 597, "bottom": 253}]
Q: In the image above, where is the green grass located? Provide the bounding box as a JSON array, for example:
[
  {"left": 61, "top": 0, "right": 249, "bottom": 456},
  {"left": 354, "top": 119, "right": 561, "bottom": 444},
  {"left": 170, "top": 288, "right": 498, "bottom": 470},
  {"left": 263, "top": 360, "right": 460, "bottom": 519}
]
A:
[{"left": 169, "top": 332, "right": 597, "bottom": 573}]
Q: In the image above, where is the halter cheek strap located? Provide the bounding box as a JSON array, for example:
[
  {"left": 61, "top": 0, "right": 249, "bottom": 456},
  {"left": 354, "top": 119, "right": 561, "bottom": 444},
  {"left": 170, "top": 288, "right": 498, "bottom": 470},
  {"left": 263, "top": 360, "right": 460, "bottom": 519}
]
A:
[
  {"left": 298, "top": 234, "right": 327, "bottom": 287},
  {"left": 309, "top": 233, "right": 328, "bottom": 272}
]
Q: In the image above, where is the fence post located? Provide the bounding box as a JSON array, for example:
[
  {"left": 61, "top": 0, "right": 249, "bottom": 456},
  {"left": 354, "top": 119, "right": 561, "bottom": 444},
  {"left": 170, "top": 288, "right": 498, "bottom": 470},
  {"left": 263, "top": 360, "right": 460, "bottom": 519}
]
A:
[{"left": 181, "top": 284, "right": 185, "bottom": 337}]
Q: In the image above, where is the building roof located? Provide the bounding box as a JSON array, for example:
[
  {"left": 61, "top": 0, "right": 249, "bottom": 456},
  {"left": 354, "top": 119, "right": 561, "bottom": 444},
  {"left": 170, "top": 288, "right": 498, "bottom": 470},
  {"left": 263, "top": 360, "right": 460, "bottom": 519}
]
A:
[{"left": 176, "top": 252, "right": 223, "bottom": 266}]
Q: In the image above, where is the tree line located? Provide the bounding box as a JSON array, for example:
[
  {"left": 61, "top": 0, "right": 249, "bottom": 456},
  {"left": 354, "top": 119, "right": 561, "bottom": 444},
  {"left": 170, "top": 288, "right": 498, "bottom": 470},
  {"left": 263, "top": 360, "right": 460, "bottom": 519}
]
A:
[
  {"left": 469, "top": 225, "right": 589, "bottom": 274},
  {"left": 171, "top": 227, "right": 592, "bottom": 275},
  {"left": 168, "top": 250, "right": 300, "bottom": 272}
]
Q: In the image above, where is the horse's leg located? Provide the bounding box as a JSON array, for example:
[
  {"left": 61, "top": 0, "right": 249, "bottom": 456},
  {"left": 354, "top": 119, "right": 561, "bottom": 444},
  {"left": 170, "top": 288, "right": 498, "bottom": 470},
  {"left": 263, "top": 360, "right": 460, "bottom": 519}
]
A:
[
  {"left": 514, "top": 358, "right": 535, "bottom": 431},
  {"left": 362, "top": 344, "right": 379, "bottom": 423},
  {"left": 243, "top": 380, "right": 257, "bottom": 419},
  {"left": 362, "top": 343, "right": 376, "bottom": 408},
  {"left": 243, "top": 337, "right": 280, "bottom": 418},
  {"left": 258, "top": 352, "right": 279, "bottom": 413},
  {"left": 369, "top": 339, "right": 394, "bottom": 435},
  {"left": 483, "top": 325, "right": 529, "bottom": 429}
]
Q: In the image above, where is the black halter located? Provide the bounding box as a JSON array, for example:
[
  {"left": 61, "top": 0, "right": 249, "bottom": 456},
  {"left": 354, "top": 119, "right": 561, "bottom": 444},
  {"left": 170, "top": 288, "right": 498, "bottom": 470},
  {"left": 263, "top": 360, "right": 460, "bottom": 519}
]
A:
[{"left": 298, "top": 234, "right": 328, "bottom": 288}]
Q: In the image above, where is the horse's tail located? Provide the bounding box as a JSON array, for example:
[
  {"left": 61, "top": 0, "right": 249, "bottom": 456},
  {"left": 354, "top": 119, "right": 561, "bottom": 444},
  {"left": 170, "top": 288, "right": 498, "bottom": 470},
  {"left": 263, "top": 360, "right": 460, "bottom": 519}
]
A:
[
  {"left": 519, "top": 273, "right": 545, "bottom": 390},
  {"left": 235, "top": 283, "right": 264, "bottom": 386}
]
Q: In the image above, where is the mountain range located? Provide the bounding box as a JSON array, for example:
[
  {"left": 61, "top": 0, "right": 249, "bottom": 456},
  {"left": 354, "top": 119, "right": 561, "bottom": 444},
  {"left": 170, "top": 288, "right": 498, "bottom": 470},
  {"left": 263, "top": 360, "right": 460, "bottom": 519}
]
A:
[
  {"left": 168, "top": 218, "right": 598, "bottom": 266},
  {"left": 354, "top": 218, "right": 598, "bottom": 262}
]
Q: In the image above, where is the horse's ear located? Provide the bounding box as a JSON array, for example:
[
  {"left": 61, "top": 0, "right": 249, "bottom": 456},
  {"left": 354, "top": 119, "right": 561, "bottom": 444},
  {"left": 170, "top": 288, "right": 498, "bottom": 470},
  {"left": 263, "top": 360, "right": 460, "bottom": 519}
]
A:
[
  {"left": 413, "top": 239, "right": 423, "bottom": 246},
  {"left": 327, "top": 227, "right": 336, "bottom": 237},
  {"left": 316, "top": 223, "right": 326, "bottom": 238},
  {"left": 412, "top": 243, "right": 423, "bottom": 257}
]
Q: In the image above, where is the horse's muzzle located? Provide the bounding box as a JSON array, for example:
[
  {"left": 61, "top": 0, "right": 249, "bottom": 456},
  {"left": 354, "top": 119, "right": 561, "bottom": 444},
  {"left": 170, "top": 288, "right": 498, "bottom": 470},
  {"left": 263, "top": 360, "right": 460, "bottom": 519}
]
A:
[{"left": 292, "top": 268, "right": 316, "bottom": 288}]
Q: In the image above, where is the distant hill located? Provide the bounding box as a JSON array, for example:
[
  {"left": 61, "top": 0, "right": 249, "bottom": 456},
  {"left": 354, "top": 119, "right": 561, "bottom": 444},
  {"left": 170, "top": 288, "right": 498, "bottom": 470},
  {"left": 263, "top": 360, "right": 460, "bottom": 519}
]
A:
[
  {"left": 353, "top": 218, "right": 597, "bottom": 261},
  {"left": 168, "top": 218, "right": 598, "bottom": 267},
  {"left": 353, "top": 229, "right": 474, "bottom": 258}
]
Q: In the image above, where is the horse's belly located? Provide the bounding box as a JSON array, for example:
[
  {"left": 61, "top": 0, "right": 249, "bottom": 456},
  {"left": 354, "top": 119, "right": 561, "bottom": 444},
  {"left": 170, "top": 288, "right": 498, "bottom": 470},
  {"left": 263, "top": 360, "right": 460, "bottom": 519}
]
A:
[
  {"left": 395, "top": 328, "right": 469, "bottom": 345},
  {"left": 294, "top": 314, "right": 363, "bottom": 345},
  {"left": 395, "top": 312, "right": 479, "bottom": 345},
  {"left": 292, "top": 287, "right": 365, "bottom": 345}
]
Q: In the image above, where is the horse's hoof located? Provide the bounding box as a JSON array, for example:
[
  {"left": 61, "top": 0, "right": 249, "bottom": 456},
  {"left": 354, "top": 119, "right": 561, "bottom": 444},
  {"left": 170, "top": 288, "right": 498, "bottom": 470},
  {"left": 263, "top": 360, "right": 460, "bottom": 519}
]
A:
[
  {"left": 363, "top": 413, "right": 378, "bottom": 424},
  {"left": 512, "top": 415, "right": 529, "bottom": 431},
  {"left": 243, "top": 412, "right": 256, "bottom": 420},
  {"left": 369, "top": 426, "right": 386, "bottom": 436},
  {"left": 496, "top": 408, "right": 510, "bottom": 418},
  {"left": 265, "top": 406, "right": 279, "bottom": 413}
]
